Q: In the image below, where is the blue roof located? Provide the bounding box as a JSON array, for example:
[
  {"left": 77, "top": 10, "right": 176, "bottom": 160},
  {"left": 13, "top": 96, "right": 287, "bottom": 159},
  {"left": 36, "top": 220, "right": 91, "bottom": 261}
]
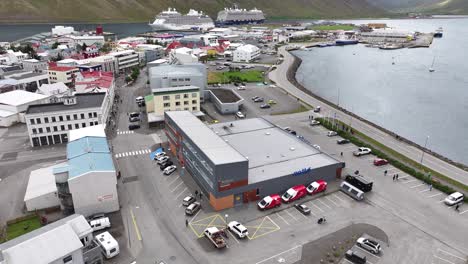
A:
[
  {"left": 52, "top": 166, "right": 70, "bottom": 174},
  {"left": 64, "top": 136, "right": 115, "bottom": 179}
]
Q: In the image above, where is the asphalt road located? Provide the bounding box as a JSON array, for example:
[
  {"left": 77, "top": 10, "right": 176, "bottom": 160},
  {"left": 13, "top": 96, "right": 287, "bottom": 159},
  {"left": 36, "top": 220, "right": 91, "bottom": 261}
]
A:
[{"left": 269, "top": 45, "right": 468, "bottom": 186}]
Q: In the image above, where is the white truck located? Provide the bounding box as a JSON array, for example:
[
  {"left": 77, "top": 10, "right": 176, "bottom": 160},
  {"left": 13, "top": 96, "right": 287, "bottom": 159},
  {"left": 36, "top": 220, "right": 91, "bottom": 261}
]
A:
[{"left": 204, "top": 227, "right": 227, "bottom": 249}]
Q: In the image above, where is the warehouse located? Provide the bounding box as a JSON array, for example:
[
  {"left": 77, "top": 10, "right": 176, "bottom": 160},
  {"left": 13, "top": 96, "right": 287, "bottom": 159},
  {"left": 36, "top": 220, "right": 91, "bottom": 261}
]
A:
[{"left": 165, "top": 111, "right": 345, "bottom": 210}]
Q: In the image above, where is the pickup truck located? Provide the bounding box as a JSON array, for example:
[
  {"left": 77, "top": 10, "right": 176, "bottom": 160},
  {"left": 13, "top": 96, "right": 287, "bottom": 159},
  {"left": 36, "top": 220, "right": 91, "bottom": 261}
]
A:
[{"left": 204, "top": 227, "right": 227, "bottom": 249}]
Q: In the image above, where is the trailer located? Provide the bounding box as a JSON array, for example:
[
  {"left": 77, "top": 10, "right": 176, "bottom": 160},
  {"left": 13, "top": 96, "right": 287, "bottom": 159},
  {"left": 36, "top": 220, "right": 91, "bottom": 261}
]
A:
[{"left": 204, "top": 227, "right": 227, "bottom": 249}]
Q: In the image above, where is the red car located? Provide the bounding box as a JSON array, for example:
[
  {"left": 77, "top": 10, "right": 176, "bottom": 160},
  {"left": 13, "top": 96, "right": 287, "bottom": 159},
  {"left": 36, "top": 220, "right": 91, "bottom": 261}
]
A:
[
  {"left": 282, "top": 185, "right": 307, "bottom": 203},
  {"left": 258, "top": 194, "right": 281, "bottom": 210},
  {"left": 307, "top": 180, "right": 327, "bottom": 195},
  {"left": 373, "top": 158, "right": 389, "bottom": 166}
]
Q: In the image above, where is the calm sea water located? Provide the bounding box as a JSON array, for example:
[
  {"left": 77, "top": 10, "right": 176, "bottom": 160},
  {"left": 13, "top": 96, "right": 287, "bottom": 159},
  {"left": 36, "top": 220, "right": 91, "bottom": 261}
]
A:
[
  {"left": 294, "top": 18, "right": 468, "bottom": 165},
  {"left": 0, "top": 23, "right": 152, "bottom": 42}
]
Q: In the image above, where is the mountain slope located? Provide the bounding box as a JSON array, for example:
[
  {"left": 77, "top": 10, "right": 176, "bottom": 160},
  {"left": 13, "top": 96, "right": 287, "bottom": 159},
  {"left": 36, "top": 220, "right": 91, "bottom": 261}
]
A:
[
  {"left": 0, "top": 0, "right": 387, "bottom": 23},
  {"left": 366, "top": 0, "right": 468, "bottom": 14}
]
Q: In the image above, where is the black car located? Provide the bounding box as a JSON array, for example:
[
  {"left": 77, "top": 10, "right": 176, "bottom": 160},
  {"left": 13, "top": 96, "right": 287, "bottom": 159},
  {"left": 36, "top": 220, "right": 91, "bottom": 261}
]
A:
[
  {"left": 128, "top": 124, "right": 140, "bottom": 130},
  {"left": 260, "top": 104, "right": 271, "bottom": 109},
  {"left": 254, "top": 97, "right": 265, "bottom": 103},
  {"left": 160, "top": 160, "right": 174, "bottom": 170},
  {"left": 345, "top": 250, "right": 366, "bottom": 264},
  {"left": 337, "top": 139, "right": 350, "bottom": 145},
  {"left": 234, "top": 82, "right": 239, "bottom": 86}
]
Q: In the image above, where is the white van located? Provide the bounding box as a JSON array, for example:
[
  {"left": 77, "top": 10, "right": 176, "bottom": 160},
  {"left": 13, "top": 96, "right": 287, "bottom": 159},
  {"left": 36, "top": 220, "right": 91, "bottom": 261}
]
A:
[
  {"left": 340, "top": 181, "right": 364, "bottom": 201},
  {"left": 95, "top": 231, "right": 119, "bottom": 259},
  {"left": 89, "top": 217, "right": 111, "bottom": 232}
]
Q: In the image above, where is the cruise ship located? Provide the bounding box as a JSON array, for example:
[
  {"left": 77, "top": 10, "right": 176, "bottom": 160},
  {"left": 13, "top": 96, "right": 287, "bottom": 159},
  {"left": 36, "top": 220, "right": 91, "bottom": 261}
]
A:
[
  {"left": 149, "top": 8, "right": 215, "bottom": 31},
  {"left": 216, "top": 6, "right": 265, "bottom": 26}
]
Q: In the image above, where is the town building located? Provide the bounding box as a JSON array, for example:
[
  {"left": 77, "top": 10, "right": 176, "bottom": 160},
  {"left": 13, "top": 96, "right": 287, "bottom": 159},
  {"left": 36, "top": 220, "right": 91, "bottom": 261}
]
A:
[
  {"left": 164, "top": 111, "right": 344, "bottom": 210},
  {"left": 48, "top": 66, "right": 80, "bottom": 86},
  {"left": 74, "top": 71, "right": 114, "bottom": 95},
  {"left": 233, "top": 44, "right": 260, "bottom": 62},
  {"left": 135, "top": 44, "right": 165, "bottom": 64},
  {"left": 65, "top": 35, "right": 105, "bottom": 47},
  {"left": 4, "top": 50, "right": 28, "bottom": 64},
  {"left": 0, "top": 90, "right": 51, "bottom": 127},
  {"left": 38, "top": 82, "right": 70, "bottom": 99},
  {"left": 169, "top": 47, "right": 198, "bottom": 64},
  {"left": 52, "top": 25, "right": 75, "bottom": 36},
  {"left": 22, "top": 59, "right": 48, "bottom": 72},
  {"left": 4, "top": 72, "right": 49, "bottom": 92},
  {"left": 145, "top": 85, "right": 202, "bottom": 125},
  {"left": 108, "top": 50, "right": 140, "bottom": 73},
  {"left": 149, "top": 63, "right": 207, "bottom": 100},
  {"left": 206, "top": 88, "right": 244, "bottom": 114},
  {"left": 0, "top": 214, "right": 103, "bottom": 264},
  {"left": 25, "top": 92, "right": 110, "bottom": 146}
]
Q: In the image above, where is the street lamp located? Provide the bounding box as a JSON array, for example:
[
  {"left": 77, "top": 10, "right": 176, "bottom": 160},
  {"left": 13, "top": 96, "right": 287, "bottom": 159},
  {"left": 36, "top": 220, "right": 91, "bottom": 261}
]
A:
[
  {"left": 420, "top": 136, "right": 430, "bottom": 165},
  {"left": 225, "top": 214, "right": 229, "bottom": 228}
]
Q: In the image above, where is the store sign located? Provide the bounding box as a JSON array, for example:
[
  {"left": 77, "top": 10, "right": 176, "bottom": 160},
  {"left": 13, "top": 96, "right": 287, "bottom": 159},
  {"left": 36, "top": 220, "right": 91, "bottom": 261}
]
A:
[{"left": 293, "top": 167, "right": 311, "bottom": 176}]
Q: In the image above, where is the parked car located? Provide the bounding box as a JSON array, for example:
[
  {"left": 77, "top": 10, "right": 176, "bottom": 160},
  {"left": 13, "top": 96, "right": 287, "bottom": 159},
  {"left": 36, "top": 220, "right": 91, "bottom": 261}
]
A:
[
  {"left": 153, "top": 152, "right": 166, "bottom": 160},
  {"left": 267, "top": 99, "right": 277, "bottom": 105},
  {"left": 356, "top": 237, "right": 382, "bottom": 254},
  {"left": 182, "top": 195, "right": 196, "bottom": 206},
  {"left": 185, "top": 202, "right": 201, "bottom": 216},
  {"left": 327, "top": 131, "right": 338, "bottom": 137},
  {"left": 337, "top": 139, "right": 350, "bottom": 145},
  {"left": 236, "top": 112, "right": 245, "bottom": 118},
  {"left": 251, "top": 96, "right": 260, "bottom": 101},
  {"left": 294, "top": 204, "right": 311, "bottom": 215},
  {"left": 353, "top": 147, "right": 372, "bottom": 156},
  {"left": 313, "top": 106, "right": 321, "bottom": 113},
  {"left": 163, "top": 165, "right": 177, "bottom": 175},
  {"left": 310, "top": 120, "right": 320, "bottom": 126},
  {"left": 313, "top": 144, "right": 321, "bottom": 150},
  {"left": 237, "top": 86, "right": 246, "bottom": 90},
  {"left": 345, "top": 174, "right": 373, "bottom": 193},
  {"left": 254, "top": 97, "right": 265, "bottom": 103},
  {"left": 307, "top": 180, "right": 327, "bottom": 195},
  {"left": 128, "top": 124, "right": 140, "bottom": 130},
  {"left": 89, "top": 217, "right": 111, "bottom": 232},
  {"left": 159, "top": 160, "right": 174, "bottom": 170},
  {"left": 282, "top": 185, "right": 307, "bottom": 203},
  {"left": 228, "top": 221, "right": 249, "bottom": 238},
  {"left": 263, "top": 81, "right": 268, "bottom": 85},
  {"left": 88, "top": 213, "right": 106, "bottom": 221},
  {"left": 373, "top": 158, "right": 389, "bottom": 166},
  {"left": 260, "top": 104, "right": 271, "bottom": 109},
  {"left": 234, "top": 82, "right": 239, "bottom": 86},
  {"left": 444, "top": 192, "right": 464, "bottom": 206},
  {"left": 257, "top": 194, "right": 282, "bottom": 210},
  {"left": 157, "top": 156, "right": 170, "bottom": 164},
  {"left": 345, "top": 250, "right": 367, "bottom": 264}
]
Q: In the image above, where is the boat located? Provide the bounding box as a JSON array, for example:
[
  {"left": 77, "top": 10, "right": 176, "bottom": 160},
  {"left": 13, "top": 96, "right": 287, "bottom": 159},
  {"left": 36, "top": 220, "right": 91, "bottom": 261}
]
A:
[
  {"left": 379, "top": 44, "right": 403, "bottom": 50},
  {"left": 434, "top": 27, "right": 443, "bottom": 38},
  {"left": 429, "top": 55, "right": 436, "bottom": 72},
  {"left": 149, "top": 8, "right": 214, "bottom": 31},
  {"left": 216, "top": 5, "right": 265, "bottom": 26},
  {"left": 335, "top": 39, "right": 358, "bottom": 46}
]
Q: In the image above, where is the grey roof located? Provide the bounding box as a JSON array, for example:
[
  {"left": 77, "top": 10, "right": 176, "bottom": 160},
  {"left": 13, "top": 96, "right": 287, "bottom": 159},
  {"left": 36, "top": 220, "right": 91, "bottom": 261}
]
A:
[
  {"left": 149, "top": 64, "right": 204, "bottom": 78},
  {"left": 26, "top": 93, "right": 106, "bottom": 114},
  {"left": 10, "top": 72, "right": 47, "bottom": 80},
  {"left": 166, "top": 111, "right": 247, "bottom": 165},
  {"left": 208, "top": 89, "right": 242, "bottom": 103}
]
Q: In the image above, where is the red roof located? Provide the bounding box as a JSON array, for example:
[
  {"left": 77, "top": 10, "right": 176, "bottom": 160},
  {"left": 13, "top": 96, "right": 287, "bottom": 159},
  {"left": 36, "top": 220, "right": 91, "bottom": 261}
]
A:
[
  {"left": 75, "top": 71, "right": 114, "bottom": 89},
  {"left": 48, "top": 66, "right": 77, "bottom": 72}
]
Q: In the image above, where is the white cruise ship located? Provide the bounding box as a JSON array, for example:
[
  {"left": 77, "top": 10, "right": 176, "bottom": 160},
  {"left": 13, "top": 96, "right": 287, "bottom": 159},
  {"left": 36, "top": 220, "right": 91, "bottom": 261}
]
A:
[{"left": 149, "top": 8, "right": 215, "bottom": 31}]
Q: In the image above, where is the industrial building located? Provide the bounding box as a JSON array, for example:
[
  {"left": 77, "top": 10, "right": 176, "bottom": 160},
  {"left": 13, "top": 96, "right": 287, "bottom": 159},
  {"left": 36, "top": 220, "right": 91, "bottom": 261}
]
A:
[
  {"left": 0, "top": 90, "right": 51, "bottom": 127},
  {"left": 206, "top": 88, "right": 244, "bottom": 114},
  {"left": 0, "top": 214, "right": 103, "bottom": 264},
  {"left": 165, "top": 111, "right": 345, "bottom": 210}
]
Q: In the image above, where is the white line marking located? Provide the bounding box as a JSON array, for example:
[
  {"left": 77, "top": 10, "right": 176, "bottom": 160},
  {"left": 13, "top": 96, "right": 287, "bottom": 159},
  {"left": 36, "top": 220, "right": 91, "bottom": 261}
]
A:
[
  {"left": 188, "top": 209, "right": 201, "bottom": 223},
  {"left": 459, "top": 209, "right": 468, "bottom": 215},
  {"left": 227, "top": 229, "right": 240, "bottom": 244},
  {"left": 355, "top": 246, "right": 381, "bottom": 259},
  {"left": 398, "top": 175, "right": 410, "bottom": 180},
  {"left": 123, "top": 152, "right": 128, "bottom": 157},
  {"left": 410, "top": 183, "right": 426, "bottom": 189},
  {"left": 419, "top": 189, "right": 431, "bottom": 193},
  {"left": 317, "top": 199, "right": 332, "bottom": 209},
  {"left": 437, "top": 249, "right": 467, "bottom": 261},
  {"left": 427, "top": 193, "right": 443, "bottom": 198},
  {"left": 255, "top": 245, "right": 301, "bottom": 264},
  {"left": 266, "top": 215, "right": 281, "bottom": 230},
  {"left": 325, "top": 196, "right": 339, "bottom": 206},
  {"left": 285, "top": 209, "right": 298, "bottom": 221},
  {"left": 171, "top": 181, "right": 184, "bottom": 192},
  {"left": 175, "top": 187, "right": 188, "bottom": 199},
  {"left": 310, "top": 202, "right": 324, "bottom": 213},
  {"left": 433, "top": 255, "right": 457, "bottom": 264},
  {"left": 343, "top": 259, "right": 355, "bottom": 264},
  {"left": 276, "top": 212, "right": 290, "bottom": 225},
  {"left": 168, "top": 176, "right": 180, "bottom": 185},
  {"left": 333, "top": 193, "right": 346, "bottom": 203},
  {"left": 404, "top": 179, "right": 418, "bottom": 184},
  {"left": 438, "top": 199, "right": 446, "bottom": 203}
]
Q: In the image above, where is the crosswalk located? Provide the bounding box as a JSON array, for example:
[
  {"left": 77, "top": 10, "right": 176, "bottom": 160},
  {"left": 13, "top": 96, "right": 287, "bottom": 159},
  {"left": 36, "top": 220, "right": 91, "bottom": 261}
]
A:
[
  {"left": 117, "top": 130, "right": 135, "bottom": 135},
  {"left": 115, "top": 149, "right": 151, "bottom": 158}
]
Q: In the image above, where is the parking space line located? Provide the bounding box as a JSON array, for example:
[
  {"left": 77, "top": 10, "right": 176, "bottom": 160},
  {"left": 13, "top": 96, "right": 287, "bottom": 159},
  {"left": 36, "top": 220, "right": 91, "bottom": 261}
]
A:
[
  {"left": 427, "top": 193, "right": 443, "bottom": 198},
  {"left": 438, "top": 199, "right": 446, "bottom": 203},
  {"left": 276, "top": 212, "right": 290, "bottom": 225},
  {"left": 168, "top": 176, "right": 180, "bottom": 185},
  {"left": 171, "top": 181, "right": 184, "bottom": 192},
  {"left": 175, "top": 187, "right": 188, "bottom": 199},
  {"left": 419, "top": 189, "right": 431, "bottom": 193},
  {"left": 459, "top": 209, "right": 468, "bottom": 215},
  {"left": 343, "top": 259, "right": 355, "bottom": 264},
  {"left": 227, "top": 229, "right": 240, "bottom": 244},
  {"left": 332, "top": 193, "right": 346, "bottom": 203},
  {"left": 437, "top": 249, "right": 467, "bottom": 261},
  {"left": 433, "top": 255, "right": 457, "bottom": 264},
  {"left": 354, "top": 246, "right": 381, "bottom": 259},
  {"left": 325, "top": 196, "right": 339, "bottom": 206},
  {"left": 310, "top": 202, "right": 324, "bottom": 213},
  {"left": 255, "top": 245, "right": 301, "bottom": 264},
  {"left": 285, "top": 209, "right": 298, "bottom": 221},
  {"left": 317, "top": 199, "right": 332, "bottom": 209},
  {"left": 410, "top": 183, "right": 426, "bottom": 188},
  {"left": 404, "top": 179, "right": 418, "bottom": 184},
  {"left": 397, "top": 175, "right": 410, "bottom": 180}
]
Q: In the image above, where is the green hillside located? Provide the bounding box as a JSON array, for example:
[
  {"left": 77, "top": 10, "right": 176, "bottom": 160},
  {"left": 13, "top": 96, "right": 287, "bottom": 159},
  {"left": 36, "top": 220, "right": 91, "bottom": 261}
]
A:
[
  {"left": 423, "top": 0, "right": 468, "bottom": 14},
  {"left": 0, "top": 0, "right": 387, "bottom": 23},
  {"left": 366, "top": 0, "right": 468, "bottom": 14}
]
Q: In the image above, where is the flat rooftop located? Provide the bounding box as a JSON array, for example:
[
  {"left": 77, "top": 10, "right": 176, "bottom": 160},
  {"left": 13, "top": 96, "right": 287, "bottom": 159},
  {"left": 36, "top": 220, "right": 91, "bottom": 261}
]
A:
[
  {"left": 26, "top": 93, "right": 105, "bottom": 114},
  {"left": 210, "top": 118, "right": 341, "bottom": 184},
  {"left": 208, "top": 89, "right": 241, "bottom": 103}
]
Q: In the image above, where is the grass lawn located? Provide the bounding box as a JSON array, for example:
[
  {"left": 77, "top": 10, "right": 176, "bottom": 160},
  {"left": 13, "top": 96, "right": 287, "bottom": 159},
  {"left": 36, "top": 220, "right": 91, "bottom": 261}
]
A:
[
  {"left": 208, "top": 70, "right": 264, "bottom": 84},
  {"left": 6, "top": 215, "right": 42, "bottom": 241},
  {"left": 311, "top": 25, "right": 355, "bottom": 31}
]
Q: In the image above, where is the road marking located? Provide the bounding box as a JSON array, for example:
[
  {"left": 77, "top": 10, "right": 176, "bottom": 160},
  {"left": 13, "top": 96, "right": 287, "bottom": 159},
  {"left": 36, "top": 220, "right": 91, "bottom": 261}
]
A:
[
  {"left": 355, "top": 246, "right": 381, "bottom": 259},
  {"left": 168, "top": 176, "right": 180, "bottom": 185},
  {"left": 171, "top": 181, "right": 184, "bottom": 192},
  {"left": 130, "top": 208, "right": 142, "bottom": 241},
  {"left": 398, "top": 175, "right": 410, "bottom": 180},
  {"left": 404, "top": 179, "right": 418, "bottom": 184},
  {"left": 419, "top": 189, "right": 431, "bottom": 193},
  {"left": 438, "top": 199, "right": 446, "bottom": 203},
  {"left": 427, "top": 193, "right": 443, "bottom": 198},
  {"left": 276, "top": 212, "right": 290, "bottom": 225},
  {"left": 175, "top": 187, "right": 188, "bottom": 199},
  {"left": 343, "top": 259, "right": 355, "bottom": 264},
  {"left": 317, "top": 199, "right": 332, "bottom": 209},
  {"left": 437, "top": 249, "right": 467, "bottom": 261},
  {"left": 333, "top": 193, "right": 346, "bottom": 203},
  {"left": 325, "top": 196, "right": 339, "bottom": 206},
  {"left": 310, "top": 202, "right": 324, "bottom": 213},
  {"left": 410, "top": 183, "right": 426, "bottom": 189},
  {"left": 285, "top": 209, "right": 298, "bottom": 221},
  {"left": 227, "top": 229, "right": 240, "bottom": 244},
  {"left": 255, "top": 245, "right": 301, "bottom": 264},
  {"left": 433, "top": 255, "right": 457, "bottom": 264},
  {"left": 459, "top": 209, "right": 468, "bottom": 215}
]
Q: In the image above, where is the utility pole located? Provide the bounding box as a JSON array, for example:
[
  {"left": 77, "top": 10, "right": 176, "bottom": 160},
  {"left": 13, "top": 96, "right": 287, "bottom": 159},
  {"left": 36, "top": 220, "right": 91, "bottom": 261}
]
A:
[{"left": 420, "top": 136, "right": 430, "bottom": 165}]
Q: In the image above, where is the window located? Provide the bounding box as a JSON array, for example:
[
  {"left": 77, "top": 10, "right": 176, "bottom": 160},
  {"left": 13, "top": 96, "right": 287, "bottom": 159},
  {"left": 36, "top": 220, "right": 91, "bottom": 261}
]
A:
[
  {"left": 163, "top": 103, "right": 170, "bottom": 107},
  {"left": 192, "top": 93, "right": 197, "bottom": 98},
  {"left": 44, "top": 117, "right": 49, "bottom": 123},
  {"left": 81, "top": 113, "right": 85, "bottom": 119},
  {"left": 171, "top": 78, "right": 177, "bottom": 81},
  {"left": 61, "top": 125, "right": 65, "bottom": 130},
  {"left": 94, "top": 121, "right": 98, "bottom": 125},
  {"left": 51, "top": 116, "right": 56, "bottom": 122},
  {"left": 82, "top": 123, "right": 86, "bottom": 127},
  {"left": 63, "top": 255, "right": 72, "bottom": 263},
  {"left": 185, "top": 78, "right": 190, "bottom": 81},
  {"left": 68, "top": 124, "right": 72, "bottom": 130},
  {"left": 53, "top": 126, "right": 58, "bottom": 132},
  {"left": 36, "top": 118, "right": 41, "bottom": 124},
  {"left": 38, "top": 128, "right": 43, "bottom": 133},
  {"left": 184, "top": 108, "right": 189, "bottom": 110},
  {"left": 59, "top": 116, "right": 63, "bottom": 122},
  {"left": 184, "top": 94, "right": 189, "bottom": 98},
  {"left": 46, "top": 127, "right": 51, "bottom": 133},
  {"left": 73, "top": 114, "right": 77, "bottom": 120},
  {"left": 32, "top": 128, "right": 37, "bottom": 134},
  {"left": 163, "top": 96, "right": 170, "bottom": 101},
  {"left": 75, "top": 124, "right": 79, "bottom": 129},
  {"left": 192, "top": 106, "right": 197, "bottom": 111},
  {"left": 178, "top": 78, "right": 184, "bottom": 81},
  {"left": 175, "top": 95, "right": 180, "bottom": 99},
  {"left": 184, "top": 101, "right": 189, "bottom": 105},
  {"left": 30, "top": 119, "right": 35, "bottom": 125},
  {"left": 192, "top": 100, "right": 197, "bottom": 104},
  {"left": 175, "top": 102, "right": 180, "bottom": 106},
  {"left": 66, "top": 115, "right": 70, "bottom": 121},
  {"left": 93, "top": 112, "right": 97, "bottom": 118},
  {"left": 88, "top": 113, "right": 93, "bottom": 118}
]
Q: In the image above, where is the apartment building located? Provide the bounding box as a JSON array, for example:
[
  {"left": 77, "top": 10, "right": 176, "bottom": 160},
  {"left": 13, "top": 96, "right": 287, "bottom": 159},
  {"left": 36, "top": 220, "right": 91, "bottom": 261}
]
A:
[
  {"left": 233, "top": 44, "right": 260, "bottom": 62},
  {"left": 48, "top": 66, "right": 80, "bottom": 85},
  {"left": 108, "top": 50, "right": 139, "bottom": 73}
]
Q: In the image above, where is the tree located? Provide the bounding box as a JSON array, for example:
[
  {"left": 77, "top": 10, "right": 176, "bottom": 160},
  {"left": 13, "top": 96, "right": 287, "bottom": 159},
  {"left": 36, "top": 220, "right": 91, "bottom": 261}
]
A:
[
  {"left": 125, "top": 76, "right": 132, "bottom": 83},
  {"left": 51, "top": 42, "right": 60, "bottom": 49}
]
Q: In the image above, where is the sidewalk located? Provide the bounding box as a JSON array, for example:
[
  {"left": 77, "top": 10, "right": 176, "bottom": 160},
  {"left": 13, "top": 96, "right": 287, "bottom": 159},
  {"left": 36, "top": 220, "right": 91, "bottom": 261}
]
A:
[{"left": 269, "top": 45, "right": 468, "bottom": 186}]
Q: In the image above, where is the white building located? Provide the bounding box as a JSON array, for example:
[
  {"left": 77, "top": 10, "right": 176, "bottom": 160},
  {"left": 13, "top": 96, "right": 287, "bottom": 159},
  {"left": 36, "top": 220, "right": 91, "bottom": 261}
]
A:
[
  {"left": 24, "top": 165, "right": 61, "bottom": 211},
  {"left": 38, "top": 82, "right": 70, "bottom": 98},
  {"left": 25, "top": 92, "right": 110, "bottom": 146},
  {"left": 48, "top": 66, "right": 80, "bottom": 86},
  {"left": 0, "top": 90, "right": 50, "bottom": 127},
  {"left": 169, "top": 47, "right": 198, "bottom": 65},
  {"left": 233, "top": 44, "right": 260, "bottom": 62},
  {"left": 108, "top": 50, "right": 139, "bottom": 72},
  {"left": 4, "top": 50, "right": 28, "bottom": 64},
  {"left": 22, "top": 59, "right": 48, "bottom": 72},
  {"left": 68, "top": 35, "right": 105, "bottom": 47},
  {"left": 52, "top": 25, "right": 75, "bottom": 36},
  {"left": 0, "top": 214, "right": 103, "bottom": 264}
]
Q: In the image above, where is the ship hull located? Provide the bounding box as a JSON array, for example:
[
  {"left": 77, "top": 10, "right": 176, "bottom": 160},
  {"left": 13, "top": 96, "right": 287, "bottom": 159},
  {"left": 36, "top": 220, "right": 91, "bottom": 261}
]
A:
[
  {"left": 149, "top": 22, "right": 214, "bottom": 31},
  {"left": 215, "top": 19, "right": 265, "bottom": 26}
]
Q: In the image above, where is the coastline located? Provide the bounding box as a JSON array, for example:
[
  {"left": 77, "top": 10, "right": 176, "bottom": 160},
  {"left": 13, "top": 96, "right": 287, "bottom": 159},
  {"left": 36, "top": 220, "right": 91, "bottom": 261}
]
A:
[{"left": 285, "top": 49, "right": 468, "bottom": 171}]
